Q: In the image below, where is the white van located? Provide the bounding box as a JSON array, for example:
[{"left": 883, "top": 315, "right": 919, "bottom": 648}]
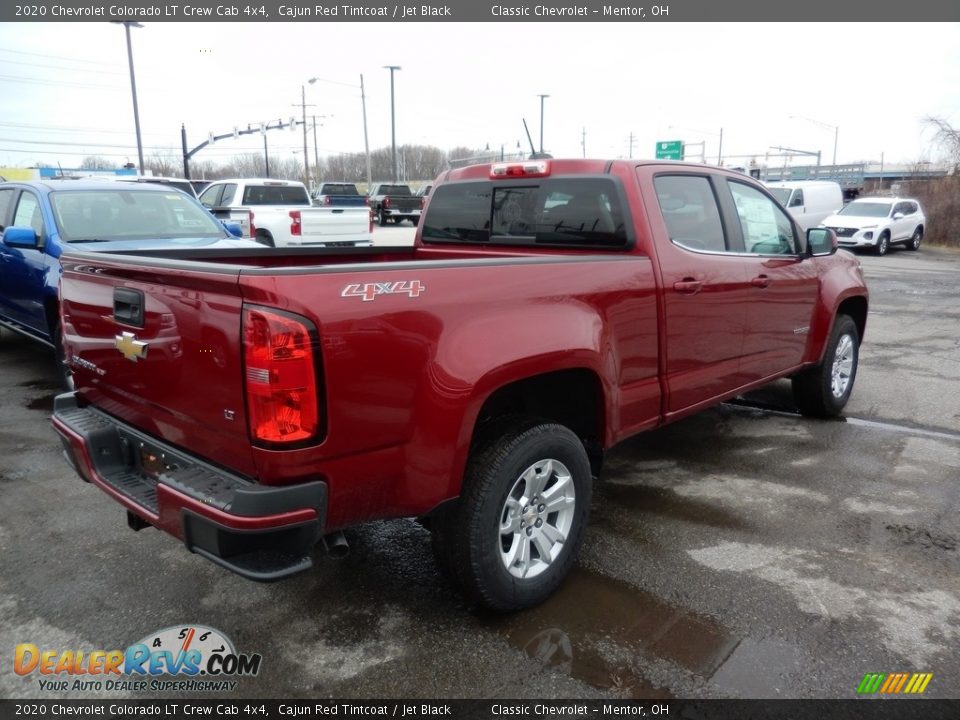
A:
[{"left": 764, "top": 181, "right": 844, "bottom": 231}]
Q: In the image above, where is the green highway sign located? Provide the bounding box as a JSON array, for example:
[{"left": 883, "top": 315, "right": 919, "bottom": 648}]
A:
[{"left": 655, "top": 140, "right": 684, "bottom": 160}]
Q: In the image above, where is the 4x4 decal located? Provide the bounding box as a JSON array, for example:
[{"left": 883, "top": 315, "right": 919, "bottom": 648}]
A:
[{"left": 341, "top": 280, "right": 426, "bottom": 302}]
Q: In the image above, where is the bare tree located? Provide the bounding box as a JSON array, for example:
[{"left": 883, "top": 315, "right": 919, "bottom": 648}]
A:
[
  {"left": 924, "top": 116, "right": 960, "bottom": 173},
  {"left": 79, "top": 155, "right": 115, "bottom": 170}
]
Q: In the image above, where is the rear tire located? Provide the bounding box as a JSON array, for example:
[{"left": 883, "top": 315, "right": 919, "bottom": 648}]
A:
[
  {"left": 432, "top": 417, "right": 592, "bottom": 611},
  {"left": 792, "top": 314, "right": 859, "bottom": 418}
]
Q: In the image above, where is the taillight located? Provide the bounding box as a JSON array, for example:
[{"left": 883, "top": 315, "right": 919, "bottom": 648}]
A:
[
  {"left": 384, "top": 196, "right": 391, "bottom": 208},
  {"left": 249, "top": 210, "right": 256, "bottom": 238},
  {"left": 243, "top": 306, "right": 322, "bottom": 445},
  {"left": 323, "top": 196, "right": 331, "bottom": 206},
  {"left": 490, "top": 160, "right": 551, "bottom": 178},
  {"left": 369, "top": 209, "right": 374, "bottom": 234},
  {"left": 289, "top": 210, "right": 302, "bottom": 236}
]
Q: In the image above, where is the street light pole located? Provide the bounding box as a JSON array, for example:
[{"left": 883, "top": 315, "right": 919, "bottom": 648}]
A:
[
  {"left": 384, "top": 66, "right": 401, "bottom": 182},
  {"left": 537, "top": 94, "right": 549, "bottom": 154},
  {"left": 113, "top": 21, "right": 144, "bottom": 175},
  {"left": 301, "top": 84, "right": 309, "bottom": 188},
  {"left": 360, "top": 74, "right": 372, "bottom": 190}
]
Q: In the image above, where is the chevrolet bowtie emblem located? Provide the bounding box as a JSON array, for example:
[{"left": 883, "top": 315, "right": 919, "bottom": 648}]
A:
[{"left": 115, "top": 332, "right": 148, "bottom": 362}]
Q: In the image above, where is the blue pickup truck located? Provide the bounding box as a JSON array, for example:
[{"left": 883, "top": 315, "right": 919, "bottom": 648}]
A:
[{"left": 0, "top": 179, "right": 256, "bottom": 386}]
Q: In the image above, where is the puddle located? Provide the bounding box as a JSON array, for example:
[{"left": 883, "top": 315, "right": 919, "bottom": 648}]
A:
[
  {"left": 26, "top": 393, "right": 58, "bottom": 412},
  {"left": 709, "top": 637, "right": 801, "bottom": 697},
  {"left": 487, "top": 567, "right": 740, "bottom": 697},
  {"left": 600, "top": 480, "right": 750, "bottom": 531}
]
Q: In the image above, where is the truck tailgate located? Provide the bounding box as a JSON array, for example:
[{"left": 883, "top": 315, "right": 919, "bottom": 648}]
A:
[
  {"left": 59, "top": 254, "right": 257, "bottom": 478},
  {"left": 299, "top": 207, "right": 370, "bottom": 244}
]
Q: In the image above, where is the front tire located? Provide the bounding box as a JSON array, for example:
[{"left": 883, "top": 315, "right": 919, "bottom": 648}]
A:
[
  {"left": 875, "top": 232, "right": 890, "bottom": 256},
  {"left": 432, "top": 419, "right": 592, "bottom": 611},
  {"left": 792, "top": 314, "right": 859, "bottom": 417}
]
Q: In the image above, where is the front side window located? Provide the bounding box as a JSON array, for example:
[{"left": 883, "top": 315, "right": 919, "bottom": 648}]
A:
[
  {"left": 729, "top": 181, "right": 798, "bottom": 255},
  {"left": 0, "top": 188, "right": 16, "bottom": 228},
  {"left": 790, "top": 189, "right": 804, "bottom": 207},
  {"left": 13, "top": 192, "right": 44, "bottom": 236},
  {"left": 220, "top": 183, "right": 238, "bottom": 206},
  {"left": 653, "top": 175, "right": 726, "bottom": 253}
]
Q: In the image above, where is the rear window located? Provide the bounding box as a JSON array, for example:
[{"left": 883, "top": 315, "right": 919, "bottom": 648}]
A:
[
  {"left": 321, "top": 184, "right": 359, "bottom": 196},
  {"left": 241, "top": 185, "right": 311, "bottom": 206},
  {"left": 378, "top": 185, "right": 413, "bottom": 196},
  {"left": 422, "top": 178, "right": 628, "bottom": 249}
]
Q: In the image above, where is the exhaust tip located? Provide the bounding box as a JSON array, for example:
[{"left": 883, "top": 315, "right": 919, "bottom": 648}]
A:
[{"left": 322, "top": 530, "right": 349, "bottom": 559}]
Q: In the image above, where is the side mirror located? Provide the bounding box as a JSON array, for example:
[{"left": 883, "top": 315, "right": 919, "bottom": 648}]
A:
[
  {"left": 223, "top": 221, "right": 243, "bottom": 238},
  {"left": 893, "top": 212, "right": 904, "bottom": 220},
  {"left": 807, "top": 227, "right": 837, "bottom": 256},
  {"left": 2, "top": 226, "right": 39, "bottom": 248}
]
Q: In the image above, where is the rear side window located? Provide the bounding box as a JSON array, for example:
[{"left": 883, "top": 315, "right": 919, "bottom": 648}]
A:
[
  {"left": 653, "top": 175, "right": 726, "bottom": 252},
  {"left": 422, "top": 178, "right": 628, "bottom": 249},
  {"left": 241, "top": 185, "right": 310, "bottom": 205},
  {"left": 198, "top": 184, "right": 224, "bottom": 207}
]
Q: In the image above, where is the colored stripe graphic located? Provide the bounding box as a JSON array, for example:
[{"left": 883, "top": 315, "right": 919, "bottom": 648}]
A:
[{"left": 858, "top": 672, "right": 932, "bottom": 694}]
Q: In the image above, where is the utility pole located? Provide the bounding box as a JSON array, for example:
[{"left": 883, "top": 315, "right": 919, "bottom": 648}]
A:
[
  {"left": 628, "top": 132, "right": 635, "bottom": 159},
  {"left": 360, "top": 74, "right": 372, "bottom": 189},
  {"left": 263, "top": 131, "right": 270, "bottom": 177},
  {"left": 113, "top": 21, "right": 145, "bottom": 175},
  {"left": 312, "top": 115, "right": 320, "bottom": 184},
  {"left": 384, "top": 65, "right": 401, "bottom": 182},
  {"left": 717, "top": 127, "right": 724, "bottom": 165},
  {"left": 581, "top": 127, "right": 586, "bottom": 158}
]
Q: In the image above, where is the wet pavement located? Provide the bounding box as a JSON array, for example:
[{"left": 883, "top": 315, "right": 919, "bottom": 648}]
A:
[{"left": 1, "top": 246, "right": 958, "bottom": 700}]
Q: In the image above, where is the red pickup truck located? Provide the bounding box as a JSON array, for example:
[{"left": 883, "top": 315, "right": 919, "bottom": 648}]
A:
[{"left": 52, "top": 159, "right": 867, "bottom": 610}]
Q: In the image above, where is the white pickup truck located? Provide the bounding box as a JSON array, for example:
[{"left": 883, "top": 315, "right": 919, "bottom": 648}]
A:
[{"left": 198, "top": 178, "right": 372, "bottom": 247}]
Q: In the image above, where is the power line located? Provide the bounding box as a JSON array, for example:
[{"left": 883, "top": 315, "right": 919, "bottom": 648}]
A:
[
  {"left": 0, "top": 74, "right": 123, "bottom": 91},
  {"left": 0, "top": 58, "right": 124, "bottom": 75},
  {"left": 0, "top": 47, "right": 118, "bottom": 67}
]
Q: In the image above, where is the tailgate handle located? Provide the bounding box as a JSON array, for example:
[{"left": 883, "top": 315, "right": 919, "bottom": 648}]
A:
[{"left": 114, "top": 288, "right": 145, "bottom": 328}]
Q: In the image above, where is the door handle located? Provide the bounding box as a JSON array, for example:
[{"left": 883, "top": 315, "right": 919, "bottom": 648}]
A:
[
  {"left": 751, "top": 275, "right": 770, "bottom": 288},
  {"left": 673, "top": 279, "right": 702, "bottom": 295}
]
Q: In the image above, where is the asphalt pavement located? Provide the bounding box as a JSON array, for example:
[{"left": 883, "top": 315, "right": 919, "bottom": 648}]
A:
[{"left": 1, "top": 244, "right": 958, "bottom": 700}]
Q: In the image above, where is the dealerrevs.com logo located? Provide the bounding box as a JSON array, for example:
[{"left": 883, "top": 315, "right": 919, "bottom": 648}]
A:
[{"left": 14, "top": 625, "right": 262, "bottom": 693}]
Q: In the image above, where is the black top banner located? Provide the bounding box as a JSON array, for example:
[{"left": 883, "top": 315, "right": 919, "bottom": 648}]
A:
[{"left": 5, "top": 0, "right": 960, "bottom": 22}]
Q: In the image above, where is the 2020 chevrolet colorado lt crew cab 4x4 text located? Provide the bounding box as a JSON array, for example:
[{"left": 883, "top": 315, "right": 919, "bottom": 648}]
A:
[{"left": 52, "top": 159, "right": 868, "bottom": 610}]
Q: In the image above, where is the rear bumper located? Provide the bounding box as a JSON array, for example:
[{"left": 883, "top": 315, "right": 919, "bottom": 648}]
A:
[{"left": 51, "top": 393, "right": 326, "bottom": 582}]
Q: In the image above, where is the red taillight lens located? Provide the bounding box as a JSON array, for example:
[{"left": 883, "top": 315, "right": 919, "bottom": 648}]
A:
[
  {"left": 384, "top": 197, "right": 391, "bottom": 208},
  {"left": 323, "top": 196, "right": 331, "bottom": 206},
  {"left": 243, "top": 306, "right": 321, "bottom": 444},
  {"left": 249, "top": 210, "right": 256, "bottom": 238},
  {"left": 289, "top": 210, "right": 302, "bottom": 236}
]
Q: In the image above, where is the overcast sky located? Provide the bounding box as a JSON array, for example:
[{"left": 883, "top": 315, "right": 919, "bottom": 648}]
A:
[{"left": 1, "top": 21, "right": 958, "bottom": 175}]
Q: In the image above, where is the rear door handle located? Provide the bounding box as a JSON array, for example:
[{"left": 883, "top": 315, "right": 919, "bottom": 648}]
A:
[
  {"left": 673, "top": 279, "right": 703, "bottom": 295},
  {"left": 751, "top": 275, "right": 770, "bottom": 288}
]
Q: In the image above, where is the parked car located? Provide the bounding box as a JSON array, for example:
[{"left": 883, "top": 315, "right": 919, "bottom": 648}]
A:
[
  {"left": 415, "top": 184, "right": 432, "bottom": 197},
  {"left": 53, "top": 159, "right": 868, "bottom": 610},
  {"left": 764, "top": 180, "right": 843, "bottom": 231},
  {"left": 0, "top": 179, "right": 258, "bottom": 387},
  {"left": 114, "top": 176, "right": 199, "bottom": 199},
  {"left": 368, "top": 183, "right": 422, "bottom": 226},
  {"left": 198, "top": 178, "right": 372, "bottom": 248},
  {"left": 821, "top": 197, "right": 925, "bottom": 255},
  {"left": 313, "top": 182, "right": 369, "bottom": 207}
]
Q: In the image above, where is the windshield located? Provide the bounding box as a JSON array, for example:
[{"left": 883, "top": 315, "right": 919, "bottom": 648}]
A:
[
  {"left": 768, "top": 188, "right": 792, "bottom": 205},
  {"left": 838, "top": 202, "right": 891, "bottom": 218},
  {"left": 50, "top": 189, "right": 226, "bottom": 241}
]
